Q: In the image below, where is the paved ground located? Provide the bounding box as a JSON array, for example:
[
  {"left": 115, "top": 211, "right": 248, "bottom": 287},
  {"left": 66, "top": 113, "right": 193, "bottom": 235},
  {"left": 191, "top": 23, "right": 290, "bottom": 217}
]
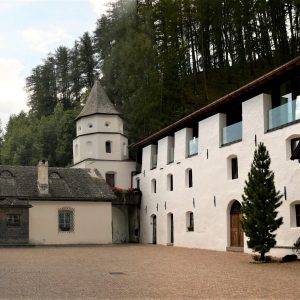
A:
[{"left": 0, "top": 244, "right": 299, "bottom": 299}]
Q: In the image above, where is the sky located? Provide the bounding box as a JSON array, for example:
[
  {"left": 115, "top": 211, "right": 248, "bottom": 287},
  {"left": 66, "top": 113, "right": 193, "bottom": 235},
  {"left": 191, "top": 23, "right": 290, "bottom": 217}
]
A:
[{"left": 0, "top": 0, "right": 114, "bottom": 130}]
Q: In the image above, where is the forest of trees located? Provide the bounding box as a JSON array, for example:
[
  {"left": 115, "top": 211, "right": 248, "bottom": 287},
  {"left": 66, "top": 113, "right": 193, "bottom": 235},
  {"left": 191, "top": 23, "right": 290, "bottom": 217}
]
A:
[{"left": 0, "top": 0, "right": 299, "bottom": 166}]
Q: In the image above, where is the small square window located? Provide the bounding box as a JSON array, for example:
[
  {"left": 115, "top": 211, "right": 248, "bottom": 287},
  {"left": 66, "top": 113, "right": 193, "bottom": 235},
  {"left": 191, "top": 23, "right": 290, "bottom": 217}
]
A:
[{"left": 7, "top": 214, "right": 21, "bottom": 227}]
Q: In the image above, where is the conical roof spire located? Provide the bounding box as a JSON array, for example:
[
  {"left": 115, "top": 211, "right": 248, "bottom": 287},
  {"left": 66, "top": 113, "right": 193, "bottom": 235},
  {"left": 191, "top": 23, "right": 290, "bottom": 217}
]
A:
[{"left": 76, "top": 81, "right": 119, "bottom": 120}]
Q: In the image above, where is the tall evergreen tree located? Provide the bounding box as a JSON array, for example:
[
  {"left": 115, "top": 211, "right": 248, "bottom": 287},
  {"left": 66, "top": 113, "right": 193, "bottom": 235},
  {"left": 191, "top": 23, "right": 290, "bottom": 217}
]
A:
[{"left": 241, "top": 143, "right": 283, "bottom": 261}]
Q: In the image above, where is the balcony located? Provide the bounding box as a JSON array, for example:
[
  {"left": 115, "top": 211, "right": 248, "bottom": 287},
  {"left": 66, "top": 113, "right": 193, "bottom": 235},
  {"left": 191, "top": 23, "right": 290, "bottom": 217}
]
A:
[
  {"left": 222, "top": 121, "right": 242, "bottom": 145},
  {"left": 188, "top": 137, "right": 198, "bottom": 156},
  {"left": 268, "top": 96, "right": 300, "bottom": 130}
]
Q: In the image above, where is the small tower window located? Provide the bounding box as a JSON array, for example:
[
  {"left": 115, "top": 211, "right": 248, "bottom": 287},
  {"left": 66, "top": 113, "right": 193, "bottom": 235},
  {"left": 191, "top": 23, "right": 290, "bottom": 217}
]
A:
[
  {"left": 106, "top": 172, "right": 115, "bottom": 187},
  {"left": 105, "top": 121, "right": 110, "bottom": 127},
  {"left": 88, "top": 123, "right": 93, "bottom": 128},
  {"left": 106, "top": 141, "right": 112, "bottom": 153}
]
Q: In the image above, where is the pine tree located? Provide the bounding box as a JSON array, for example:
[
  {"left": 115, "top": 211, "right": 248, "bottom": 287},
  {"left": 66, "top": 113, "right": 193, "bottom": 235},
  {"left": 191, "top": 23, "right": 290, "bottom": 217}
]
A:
[{"left": 241, "top": 142, "right": 283, "bottom": 261}]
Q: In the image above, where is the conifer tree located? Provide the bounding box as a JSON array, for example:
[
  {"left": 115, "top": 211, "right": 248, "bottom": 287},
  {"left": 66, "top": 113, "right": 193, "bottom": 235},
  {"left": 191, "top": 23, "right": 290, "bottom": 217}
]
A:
[{"left": 241, "top": 142, "right": 283, "bottom": 261}]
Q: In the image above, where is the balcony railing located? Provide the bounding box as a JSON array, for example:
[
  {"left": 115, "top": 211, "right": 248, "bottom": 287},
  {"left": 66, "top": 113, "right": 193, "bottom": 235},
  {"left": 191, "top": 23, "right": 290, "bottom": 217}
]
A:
[
  {"left": 268, "top": 96, "right": 300, "bottom": 130},
  {"left": 222, "top": 121, "right": 242, "bottom": 145},
  {"left": 188, "top": 137, "right": 198, "bottom": 156},
  {"left": 151, "top": 154, "right": 157, "bottom": 169},
  {"left": 168, "top": 147, "right": 174, "bottom": 163}
]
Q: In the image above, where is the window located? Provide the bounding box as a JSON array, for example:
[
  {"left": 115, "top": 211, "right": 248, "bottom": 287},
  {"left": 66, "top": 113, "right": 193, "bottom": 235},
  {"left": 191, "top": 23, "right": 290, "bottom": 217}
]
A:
[
  {"left": 75, "top": 144, "right": 79, "bottom": 157},
  {"left": 106, "top": 141, "right": 112, "bottom": 153},
  {"left": 186, "top": 169, "right": 193, "bottom": 188},
  {"left": 58, "top": 209, "right": 74, "bottom": 232},
  {"left": 231, "top": 157, "right": 238, "bottom": 179},
  {"left": 186, "top": 212, "right": 194, "bottom": 231},
  {"left": 105, "top": 121, "right": 110, "bottom": 127},
  {"left": 136, "top": 178, "right": 140, "bottom": 189},
  {"left": 151, "top": 179, "right": 156, "bottom": 193},
  {"left": 296, "top": 205, "right": 300, "bottom": 227},
  {"left": 88, "top": 123, "right": 93, "bottom": 128},
  {"left": 106, "top": 172, "right": 115, "bottom": 187},
  {"left": 291, "top": 138, "right": 300, "bottom": 155},
  {"left": 0, "top": 170, "right": 13, "bottom": 177},
  {"left": 167, "top": 174, "right": 173, "bottom": 191},
  {"left": 7, "top": 214, "right": 20, "bottom": 227},
  {"left": 123, "top": 143, "right": 127, "bottom": 156},
  {"left": 49, "top": 172, "right": 61, "bottom": 179}
]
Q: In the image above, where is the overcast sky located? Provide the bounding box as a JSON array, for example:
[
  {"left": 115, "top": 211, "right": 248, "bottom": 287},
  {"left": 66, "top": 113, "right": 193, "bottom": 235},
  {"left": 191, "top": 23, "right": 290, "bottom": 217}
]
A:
[{"left": 0, "top": 0, "right": 113, "bottom": 130}]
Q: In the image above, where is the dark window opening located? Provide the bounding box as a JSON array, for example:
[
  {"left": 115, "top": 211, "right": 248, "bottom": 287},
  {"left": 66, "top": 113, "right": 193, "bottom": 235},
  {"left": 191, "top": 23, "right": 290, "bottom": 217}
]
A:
[
  {"left": 188, "top": 169, "right": 193, "bottom": 188},
  {"left": 106, "top": 173, "right": 115, "bottom": 187},
  {"left": 231, "top": 158, "right": 238, "bottom": 179},
  {"left": 296, "top": 205, "right": 300, "bottom": 227},
  {"left": 136, "top": 178, "right": 140, "bottom": 189},
  {"left": 106, "top": 141, "right": 112, "bottom": 153},
  {"left": 7, "top": 214, "right": 20, "bottom": 227},
  {"left": 291, "top": 138, "right": 300, "bottom": 154},
  {"left": 169, "top": 175, "right": 173, "bottom": 191},
  {"left": 187, "top": 212, "right": 194, "bottom": 231}
]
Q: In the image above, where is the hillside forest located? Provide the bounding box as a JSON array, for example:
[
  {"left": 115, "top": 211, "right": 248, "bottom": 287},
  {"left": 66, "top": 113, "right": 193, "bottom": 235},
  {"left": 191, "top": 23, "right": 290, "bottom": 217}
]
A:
[{"left": 0, "top": 0, "right": 300, "bottom": 166}]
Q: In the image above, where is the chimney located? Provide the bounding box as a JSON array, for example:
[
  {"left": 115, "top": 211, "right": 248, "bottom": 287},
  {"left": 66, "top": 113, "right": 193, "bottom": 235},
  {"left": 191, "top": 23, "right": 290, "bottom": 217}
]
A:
[{"left": 37, "top": 160, "right": 49, "bottom": 195}]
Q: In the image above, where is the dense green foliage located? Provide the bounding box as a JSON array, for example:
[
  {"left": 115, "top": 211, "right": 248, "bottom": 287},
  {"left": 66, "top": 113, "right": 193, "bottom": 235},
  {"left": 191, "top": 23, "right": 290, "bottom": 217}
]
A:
[
  {"left": 241, "top": 143, "right": 283, "bottom": 261},
  {"left": 1, "top": 0, "right": 300, "bottom": 166}
]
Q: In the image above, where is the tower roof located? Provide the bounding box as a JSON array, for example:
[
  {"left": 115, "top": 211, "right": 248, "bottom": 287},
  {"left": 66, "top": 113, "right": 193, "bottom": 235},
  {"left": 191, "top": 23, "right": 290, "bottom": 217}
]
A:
[{"left": 76, "top": 81, "right": 119, "bottom": 120}]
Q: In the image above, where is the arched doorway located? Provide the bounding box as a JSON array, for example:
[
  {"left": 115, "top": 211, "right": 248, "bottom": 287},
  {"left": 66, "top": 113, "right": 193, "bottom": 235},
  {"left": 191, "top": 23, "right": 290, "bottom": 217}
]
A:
[
  {"left": 230, "top": 201, "right": 244, "bottom": 247},
  {"left": 167, "top": 213, "right": 174, "bottom": 244},
  {"left": 151, "top": 214, "right": 157, "bottom": 244}
]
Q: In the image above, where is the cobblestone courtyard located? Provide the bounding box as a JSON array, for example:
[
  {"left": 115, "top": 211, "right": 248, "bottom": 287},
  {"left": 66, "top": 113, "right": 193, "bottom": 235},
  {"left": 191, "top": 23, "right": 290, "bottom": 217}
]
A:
[{"left": 0, "top": 244, "right": 299, "bottom": 299}]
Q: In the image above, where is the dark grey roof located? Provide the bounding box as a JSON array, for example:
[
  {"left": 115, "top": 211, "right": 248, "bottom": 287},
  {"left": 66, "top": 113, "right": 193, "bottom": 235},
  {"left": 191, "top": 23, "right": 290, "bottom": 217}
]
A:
[
  {"left": 76, "top": 81, "right": 119, "bottom": 120},
  {"left": 0, "top": 165, "right": 116, "bottom": 202}
]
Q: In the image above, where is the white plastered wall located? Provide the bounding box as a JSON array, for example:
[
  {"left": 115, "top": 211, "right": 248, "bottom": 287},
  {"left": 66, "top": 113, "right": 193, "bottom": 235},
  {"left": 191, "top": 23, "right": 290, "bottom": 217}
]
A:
[
  {"left": 135, "top": 93, "right": 300, "bottom": 257},
  {"left": 73, "top": 160, "right": 136, "bottom": 189},
  {"left": 29, "top": 201, "right": 112, "bottom": 245}
]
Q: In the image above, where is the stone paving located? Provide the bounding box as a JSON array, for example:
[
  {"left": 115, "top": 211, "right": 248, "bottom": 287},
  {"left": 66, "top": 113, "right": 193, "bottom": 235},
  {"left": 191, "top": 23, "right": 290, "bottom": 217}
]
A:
[{"left": 0, "top": 244, "right": 299, "bottom": 299}]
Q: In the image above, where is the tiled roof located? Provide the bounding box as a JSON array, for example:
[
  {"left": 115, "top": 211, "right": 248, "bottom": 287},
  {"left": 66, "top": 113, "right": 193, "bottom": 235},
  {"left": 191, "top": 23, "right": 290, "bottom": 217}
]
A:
[
  {"left": 76, "top": 81, "right": 119, "bottom": 120},
  {"left": 0, "top": 165, "right": 116, "bottom": 202}
]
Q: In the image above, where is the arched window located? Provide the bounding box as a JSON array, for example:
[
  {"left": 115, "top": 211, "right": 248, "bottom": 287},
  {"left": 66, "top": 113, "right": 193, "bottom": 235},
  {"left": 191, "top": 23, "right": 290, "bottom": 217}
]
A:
[
  {"left": 185, "top": 168, "right": 193, "bottom": 188},
  {"left": 106, "top": 141, "right": 112, "bottom": 153},
  {"left": 58, "top": 208, "right": 74, "bottom": 232},
  {"left": 167, "top": 174, "right": 173, "bottom": 191},
  {"left": 49, "top": 172, "right": 61, "bottom": 179},
  {"left": 0, "top": 170, "right": 13, "bottom": 177},
  {"left": 186, "top": 211, "right": 194, "bottom": 231},
  {"left": 151, "top": 179, "right": 156, "bottom": 193}
]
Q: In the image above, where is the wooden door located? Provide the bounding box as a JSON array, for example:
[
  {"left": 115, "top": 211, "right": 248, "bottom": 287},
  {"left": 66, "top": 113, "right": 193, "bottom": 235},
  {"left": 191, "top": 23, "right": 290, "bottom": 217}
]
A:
[
  {"left": 152, "top": 215, "right": 157, "bottom": 244},
  {"left": 230, "top": 201, "right": 244, "bottom": 247}
]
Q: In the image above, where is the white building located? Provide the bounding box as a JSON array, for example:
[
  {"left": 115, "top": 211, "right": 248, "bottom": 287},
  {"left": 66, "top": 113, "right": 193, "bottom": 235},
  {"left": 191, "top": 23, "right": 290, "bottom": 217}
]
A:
[
  {"left": 72, "top": 81, "right": 139, "bottom": 243},
  {"left": 132, "top": 57, "right": 300, "bottom": 257},
  {"left": 73, "top": 81, "right": 136, "bottom": 188}
]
